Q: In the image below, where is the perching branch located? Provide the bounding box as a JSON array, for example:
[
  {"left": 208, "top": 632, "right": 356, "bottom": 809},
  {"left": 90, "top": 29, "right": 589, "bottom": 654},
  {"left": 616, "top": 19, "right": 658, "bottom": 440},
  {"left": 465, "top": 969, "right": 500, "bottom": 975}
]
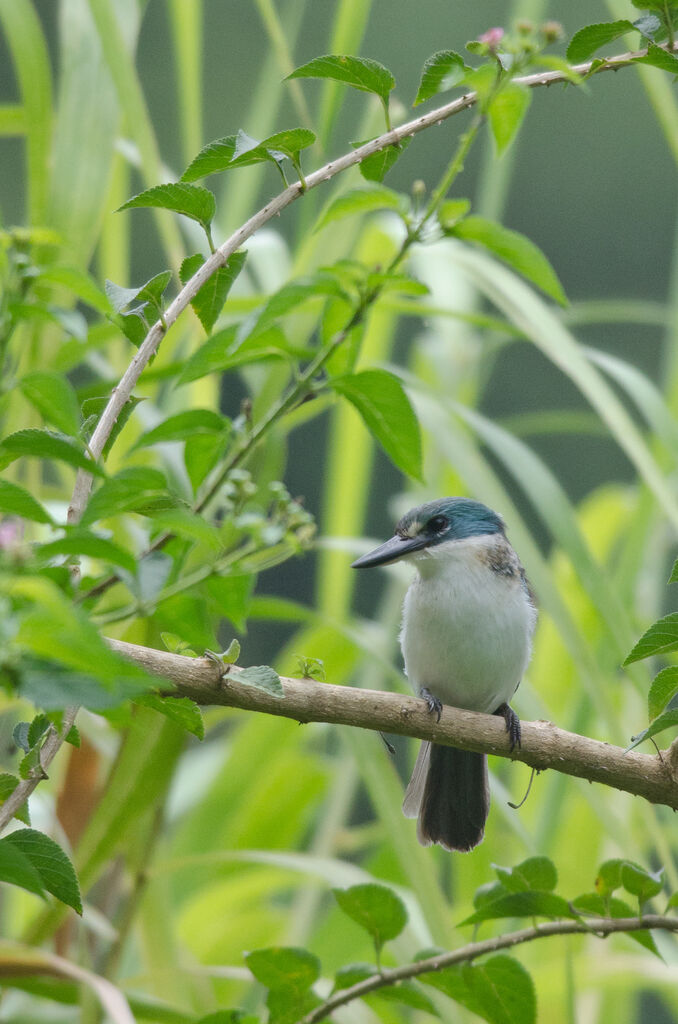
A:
[
  {"left": 66, "top": 42, "right": 673, "bottom": 527},
  {"left": 295, "top": 915, "right": 678, "bottom": 1024},
  {"left": 107, "top": 638, "right": 678, "bottom": 812}
]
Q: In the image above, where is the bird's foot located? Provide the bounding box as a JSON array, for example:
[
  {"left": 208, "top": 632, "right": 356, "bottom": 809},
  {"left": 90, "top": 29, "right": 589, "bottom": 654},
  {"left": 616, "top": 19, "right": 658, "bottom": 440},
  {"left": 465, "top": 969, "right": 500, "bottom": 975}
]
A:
[
  {"left": 494, "top": 702, "right": 521, "bottom": 751},
  {"left": 420, "top": 687, "right": 443, "bottom": 723}
]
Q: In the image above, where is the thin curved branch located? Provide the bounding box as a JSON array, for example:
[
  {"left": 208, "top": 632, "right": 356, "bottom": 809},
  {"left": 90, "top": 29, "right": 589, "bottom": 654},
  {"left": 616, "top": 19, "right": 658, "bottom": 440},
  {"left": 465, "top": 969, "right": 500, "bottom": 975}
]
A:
[
  {"left": 294, "top": 915, "right": 678, "bottom": 1024},
  {"left": 107, "top": 638, "right": 678, "bottom": 811},
  {"left": 66, "top": 42, "right": 668, "bottom": 525},
  {"left": 0, "top": 706, "right": 78, "bottom": 834}
]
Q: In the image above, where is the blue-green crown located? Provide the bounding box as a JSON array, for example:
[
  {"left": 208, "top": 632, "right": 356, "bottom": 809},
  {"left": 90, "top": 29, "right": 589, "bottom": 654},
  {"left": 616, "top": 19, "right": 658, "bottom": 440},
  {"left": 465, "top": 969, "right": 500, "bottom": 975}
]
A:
[{"left": 395, "top": 497, "right": 505, "bottom": 545}]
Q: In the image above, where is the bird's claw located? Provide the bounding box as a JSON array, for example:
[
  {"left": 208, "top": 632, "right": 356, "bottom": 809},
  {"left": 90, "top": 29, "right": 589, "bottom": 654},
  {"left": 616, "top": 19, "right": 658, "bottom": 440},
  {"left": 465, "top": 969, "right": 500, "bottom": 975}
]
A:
[
  {"left": 494, "top": 702, "right": 521, "bottom": 751},
  {"left": 420, "top": 687, "right": 443, "bottom": 723}
]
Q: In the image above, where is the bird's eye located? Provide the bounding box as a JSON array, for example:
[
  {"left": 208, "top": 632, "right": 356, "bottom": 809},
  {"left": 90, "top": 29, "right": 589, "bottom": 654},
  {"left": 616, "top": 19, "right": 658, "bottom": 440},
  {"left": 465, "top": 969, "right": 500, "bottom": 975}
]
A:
[{"left": 428, "top": 515, "right": 447, "bottom": 533}]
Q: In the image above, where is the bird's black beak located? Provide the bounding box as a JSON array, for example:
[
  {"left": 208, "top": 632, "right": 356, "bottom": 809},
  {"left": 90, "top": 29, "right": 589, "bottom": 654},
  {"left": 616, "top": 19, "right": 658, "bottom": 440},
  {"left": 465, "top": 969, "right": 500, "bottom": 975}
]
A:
[{"left": 351, "top": 533, "right": 428, "bottom": 568}]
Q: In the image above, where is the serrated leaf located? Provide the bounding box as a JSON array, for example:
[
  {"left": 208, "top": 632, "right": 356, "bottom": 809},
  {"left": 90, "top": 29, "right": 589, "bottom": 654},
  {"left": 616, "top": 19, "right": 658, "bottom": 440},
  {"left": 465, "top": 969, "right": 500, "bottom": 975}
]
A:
[
  {"left": 624, "top": 612, "right": 678, "bottom": 664},
  {"left": 331, "top": 369, "right": 422, "bottom": 479},
  {"left": 179, "top": 250, "right": 247, "bottom": 333},
  {"left": 493, "top": 856, "right": 557, "bottom": 893},
  {"left": 287, "top": 54, "right": 395, "bottom": 103},
  {"left": 117, "top": 182, "right": 216, "bottom": 230},
  {"left": 0, "top": 839, "right": 45, "bottom": 900},
  {"left": 37, "top": 530, "right": 136, "bottom": 574},
  {"left": 465, "top": 955, "right": 536, "bottom": 1024},
  {"left": 2, "top": 829, "right": 82, "bottom": 914},
  {"left": 12, "top": 723, "right": 31, "bottom": 753},
  {"left": 460, "top": 890, "right": 575, "bottom": 925},
  {"left": 627, "top": 708, "right": 678, "bottom": 751},
  {"left": 81, "top": 467, "right": 171, "bottom": 526},
  {"left": 0, "top": 774, "right": 30, "bottom": 825},
  {"left": 181, "top": 135, "right": 237, "bottom": 182},
  {"left": 133, "top": 409, "right": 229, "bottom": 450},
  {"left": 452, "top": 216, "right": 567, "bottom": 305},
  {"left": 230, "top": 127, "right": 316, "bottom": 167},
  {"left": 135, "top": 270, "right": 173, "bottom": 310},
  {"left": 177, "top": 324, "right": 290, "bottom": 386},
  {"left": 634, "top": 14, "right": 663, "bottom": 39},
  {"left": 245, "top": 946, "right": 320, "bottom": 991},
  {"left": 184, "top": 433, "right": 229, "bottom": 492},
  {"left": 648, "top": 666, "right": 678, "bottom": 719},
  {"left": 634, "top": 42, "right": 678, "bottom": 74},
  {"left": 0, "top": 430, "right": 104, "bottom": 476},
  {"left": 357, "top": 139, "right": 410, "bottom": 183},
  {"left": 19, "top": 371, "right": 81, "bottom": 436},
  {"left": 27, "top": 714, "right": 50, "bottom": 749},
  {"left": 566, "top": 21, "right": 635, "bottom": 63},
  {"left": 136, "top": 694, "right": 205, "bottom": 740},
  {"left": 314, "top": 186, "right": 408, "bottom": 233},
  {"left": 105, "top": 278, "right": 148, "bottom": 314},
  {"left": 333, "top": 884, "right": 407, "bottom": 954},
  {"left": 235, "top": 665, "right": 284, "bottom": 698},
  {"left": 488, "top": 83, "right": 531, "bottom": 156},
  {"left": 414, "top": 50, "right": 469, "bottom": 105},
  {"left": 0, "top": 479, "right": 52, "bottom": 524}
]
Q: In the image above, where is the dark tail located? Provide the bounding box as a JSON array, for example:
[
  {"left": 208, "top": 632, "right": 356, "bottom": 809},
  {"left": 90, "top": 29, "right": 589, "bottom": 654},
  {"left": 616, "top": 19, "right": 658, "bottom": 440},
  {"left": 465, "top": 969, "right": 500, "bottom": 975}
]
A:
[{"left": 405, "top": 742, "right": 489, "bottom": 852}]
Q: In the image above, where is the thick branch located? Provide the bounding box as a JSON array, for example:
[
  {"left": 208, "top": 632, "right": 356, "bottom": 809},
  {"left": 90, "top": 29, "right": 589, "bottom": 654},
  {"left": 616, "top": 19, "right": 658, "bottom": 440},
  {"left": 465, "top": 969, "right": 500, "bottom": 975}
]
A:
[
  {"left": 107, "top": 638, "right": 678, "bottom": 811},
  {"left": 66, "top": 43, "right": 667, "bottom": 525},
  {"left": 295, "top": 915, "right": 678, "bottom": 1024}
]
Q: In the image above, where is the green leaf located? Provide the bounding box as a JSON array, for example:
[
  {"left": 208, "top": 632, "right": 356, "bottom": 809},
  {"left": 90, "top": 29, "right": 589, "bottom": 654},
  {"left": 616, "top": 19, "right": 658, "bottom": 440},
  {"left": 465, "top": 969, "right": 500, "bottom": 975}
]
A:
[
  {"left": 572, "top": 894, "right": 661, "bottom": 956},
  {"left": 331, "top": 369, "right": 423, "bottom": 479},
  {"left": 81, "top": 467, "right": 172, "bottom": 525},
  {"left": 35, "top": 265, "right": 111, "bottom": 314},
  {"left": 229, "top": 127, "right": 316, "bottom": 167},
  {"left": 27, "top": 714, "right": 50, "bottom": 748},
  {"left": 179, "top": 250, "right": 247, "bottom": 333},
  {"left": 2, "top": 829, "right": 82, "bottom": 914},
  {"left": 620, "top": 862, "right": 663, "bottom": 902},
  {"left": 133, "top": 409, "right": 229, "bottom": 450},
  {"left": 36, "top": 529, "right": 136, "bottom": 575},
  {"left": 460, "top": 891, "right": 575, "bottom": 925},
  {"left": 566, "top": 21, "right": 635, "bottom": 63},
  {"left": 135, "top": 270, "right": 173, "bottom": 310},
  {"left": 0, "top": 773, "right": 30, "bottom": 825},
  {"left": 184, "top": 432, "right": 229, "bottom": 492},
  {"left": 624, "top": 612, "right": 678, "bottom": 664},
  {"left": 414, "top": 50, "right": 469, "bottom": 105},
  {"left": 488, "top": 83, "right": 531, "bottom": 156},
  {"left": 333, "top": 883, "right": 407, "bottom": 955},
  {"left": 0, "top": 479, "right": 52, "bottom": 524},
  {"left": 136, "top": 694, "right": 205, "bottom": 740},
  {"left": 205, "top": 575, "right": 254, "bottom": 632},
  {"left": 195, "top": 1013, "right": 260, "bottom": 1024},
  {"left": 117, "top": 182, "right": 216, "bottom": 232},
  {"left": 0, "top": 839, "right": 45, "bottom": 900},
  {"left": 12, "top": 723, "right": 31, "bottom": 752},
  {"left": 19, "top": 371, "right": 81, "bottom": 435},
  {"left": 670, "top": 558, "right": 678, "bottom": 583},
  {"left": 595, "top": 859, "right": 624, "bottom": 897},
  {"left": 466, "top": 955, "right": 536, "bottom": 1024},
  {"left": 334, "top": 965, "right": 437, "bottom": 1014},
  {"left": 105, "top": 277, "right": 151, "bottom": 314},
  {"left": 314, "top": 186, "right": 408, "bottom": 232},
  {"left": 648, "top": 666, "right": 678, "bottom": 719},
  {"left": 634, "top": 42, "right": 678, "bottom": 74},
  {"left": 452, "top": 216, "right": 567, "bottom": 305},
  {"left": 81, "top": 395, "right": 144, "bottom": 458},
  {"left": 287, "top": 54, "right": 395, "bottom": 104},
  {"left": 633, "top": 14, "right": 663, "bottom": 40},
  {"left": 627, "top": 708, "right": 678, "bottom": 751},
  {"left": 0, "top": 429, "right": 103, "bottom": 476},
  {"left": 437, "top": 198, "right": 471, "bottom": 231},
  {"left": 181, "top": 135, "right": 237, "bottom": 182},
  {"left": 21, "top": 662, "right": 150, "bottom": 711},
  {"left": 245, "top": 946, "right": 320, "bottom": 992},
  {"left": 357, "top": 139, "right": 411, "bottom": 183},
  {"left": 235, "top": 665, "right": 284, "bottom": 698},
  {"left": 177, "top": 324, "right": 289, "bottom": 386},
  {"left": 493, "top": 856, "right": 557, "bottom": 893}
]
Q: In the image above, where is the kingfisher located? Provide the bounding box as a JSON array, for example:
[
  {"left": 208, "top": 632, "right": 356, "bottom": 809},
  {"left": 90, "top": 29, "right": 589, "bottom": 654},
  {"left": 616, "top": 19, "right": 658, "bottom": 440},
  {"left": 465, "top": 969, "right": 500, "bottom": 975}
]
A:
[{"left": 352, "top": 497, "right": 536, "bottom": 852}]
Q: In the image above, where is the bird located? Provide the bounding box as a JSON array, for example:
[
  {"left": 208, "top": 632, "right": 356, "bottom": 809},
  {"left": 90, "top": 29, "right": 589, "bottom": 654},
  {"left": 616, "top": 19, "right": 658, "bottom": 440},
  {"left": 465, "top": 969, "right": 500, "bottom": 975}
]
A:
[{"left": 351, "top": 497, "right": 536, "bottom": 852}]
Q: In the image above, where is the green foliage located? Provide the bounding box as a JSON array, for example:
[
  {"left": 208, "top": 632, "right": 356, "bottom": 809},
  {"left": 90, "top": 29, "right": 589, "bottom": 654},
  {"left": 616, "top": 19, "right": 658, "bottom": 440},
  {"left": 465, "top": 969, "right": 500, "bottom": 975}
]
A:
[
  {"left": 0, "top": 828, "right": 82, "bottom": 914},
  {"left": 333, "top": 883, "right": 408, "bottom": 959},
  {"left": 414, "top": 50, "right": 469, "bottom": 105}
]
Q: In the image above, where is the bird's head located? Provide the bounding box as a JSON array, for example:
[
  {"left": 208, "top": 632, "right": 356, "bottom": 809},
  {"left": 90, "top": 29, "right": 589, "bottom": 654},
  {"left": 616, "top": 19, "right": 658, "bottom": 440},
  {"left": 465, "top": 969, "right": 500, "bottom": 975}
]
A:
[{"left": 351, "top": 497, "right": 505, "bottom": 569}]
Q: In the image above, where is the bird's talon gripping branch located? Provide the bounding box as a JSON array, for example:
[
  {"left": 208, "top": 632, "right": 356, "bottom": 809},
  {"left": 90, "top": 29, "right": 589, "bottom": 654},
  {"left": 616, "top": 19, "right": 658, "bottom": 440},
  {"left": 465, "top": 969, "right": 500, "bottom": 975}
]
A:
[
  {"left": 420, "top": 686, "right": 443, "bottom": 723},
  {"left": 495, "top": 702, "right": 522, "bottom": 752}
]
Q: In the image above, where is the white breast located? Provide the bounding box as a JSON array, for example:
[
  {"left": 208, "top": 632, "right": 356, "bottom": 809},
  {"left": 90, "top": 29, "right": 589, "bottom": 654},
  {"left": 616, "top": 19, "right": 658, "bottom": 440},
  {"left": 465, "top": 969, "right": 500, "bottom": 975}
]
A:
[{"left": 400, "top": 535, "right": 535, "bottom": 714}]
